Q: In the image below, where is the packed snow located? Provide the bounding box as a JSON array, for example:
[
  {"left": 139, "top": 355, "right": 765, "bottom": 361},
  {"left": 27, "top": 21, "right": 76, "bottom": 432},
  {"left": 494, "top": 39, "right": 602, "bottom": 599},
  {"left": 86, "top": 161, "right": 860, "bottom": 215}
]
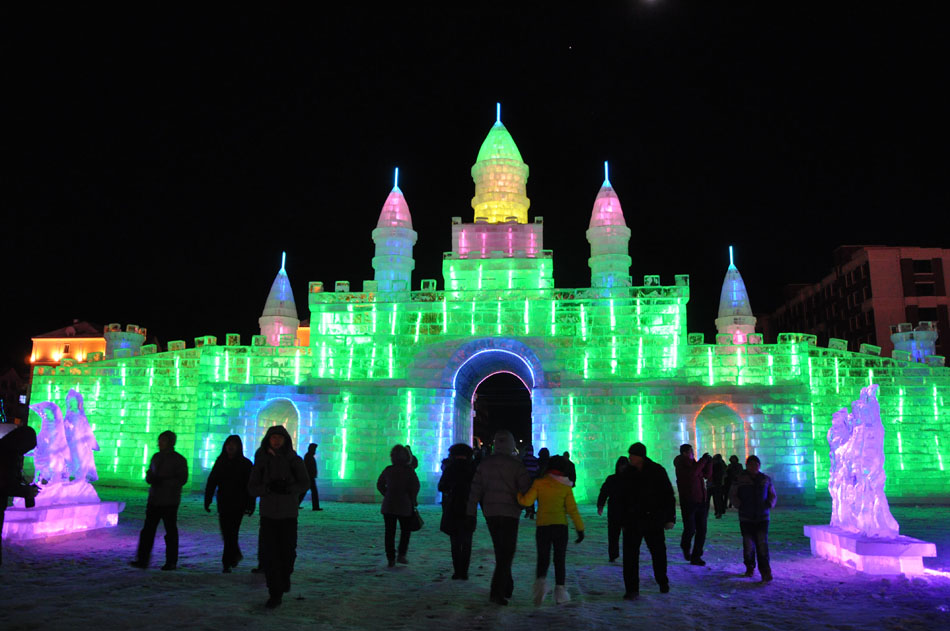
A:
[{"left": 3, "top": 490, "right": 949, "bottom": 630}]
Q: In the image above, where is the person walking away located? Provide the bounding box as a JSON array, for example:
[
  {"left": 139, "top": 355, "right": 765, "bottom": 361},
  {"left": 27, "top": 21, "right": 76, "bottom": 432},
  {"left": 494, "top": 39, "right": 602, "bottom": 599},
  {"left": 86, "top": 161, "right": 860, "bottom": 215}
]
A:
[
  {"left": 561, "top": 451, "right": 577, "bottom": 485},
  {"left": 597, "top": 456, "right": 629, "bottom": 562},
  {"left": 299, "top": 443, "right": 322, "bottom": 511},
  {"left": 248, "top": 425, "right": 308, "bottom": 608},
  {"left": 725, "top": 455, "right": 743, "bottom": 508},
  {"left": 467, "top": 430, "right": 533, "bottom": 606},
  {"left": 131, "top": 430, "right": 188, "bottom": 570},
  {"left": 521, "top": 444, "right": 540, "bottom": 519},
  {"left": 536, "top": 448, "right": 551, "bottom": 478},
  {"left": 377, "top": 444, "right": 421, "bottom": 567},
  {"left": 0, "top": 420, "right": 38, "bottom": 567},
  {"left": 518, "top": 455, "right": 585, "bottom": 605},
  {"left": 204, "top": 435, "right": 255, "bottom": 572},
  {"left": 673, "top": 444, "right": 712, "bottom": 566},
  {"left": 710, "top": 454, "right": 727, "bottom": 518},
  {"left": 438, "top": 443, "right": 477, "bottom": 579},
  {"left": 729, "top": 455, "right": 777, "bottom": 582},
  {"left": 618, "top": 442, "right": 675, "bottom": 600}
]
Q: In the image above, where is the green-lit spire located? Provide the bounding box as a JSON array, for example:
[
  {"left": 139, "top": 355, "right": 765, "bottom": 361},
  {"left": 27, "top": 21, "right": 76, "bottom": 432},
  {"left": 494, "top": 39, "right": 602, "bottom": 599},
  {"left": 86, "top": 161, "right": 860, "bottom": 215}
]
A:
[{"left": 475, "top": 121, "right": 525, "bottom": 163}]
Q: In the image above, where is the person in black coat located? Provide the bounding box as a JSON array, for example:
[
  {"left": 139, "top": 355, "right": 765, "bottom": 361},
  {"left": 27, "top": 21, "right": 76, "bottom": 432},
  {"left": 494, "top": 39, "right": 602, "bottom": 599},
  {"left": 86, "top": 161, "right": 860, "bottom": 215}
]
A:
[
  {"left": 438, "top": 443, "right": 477, "bottom": 580},
  {"left": 248, "top": 425, "right": 309, "bottom": 609},
  {"left": 298, "top": 443, "right": 322, "bottom": 511},
  {"left": 617, "top": 442, "right": 676, "bottom": 600},
  {"left": 204, "top": 435, "right": 255, "bottom": 572},
  {"left": 597, "top": 456, "right": 629, "bottom": 562},
  {"left": 0, "top": 421, "right": 38, "bottom": 567},
  {"left": 132, "top": 430, "right": 189, "bottom": 570},
  {"left": 377, "top": 444, "right": 421, "bottom": 567}
]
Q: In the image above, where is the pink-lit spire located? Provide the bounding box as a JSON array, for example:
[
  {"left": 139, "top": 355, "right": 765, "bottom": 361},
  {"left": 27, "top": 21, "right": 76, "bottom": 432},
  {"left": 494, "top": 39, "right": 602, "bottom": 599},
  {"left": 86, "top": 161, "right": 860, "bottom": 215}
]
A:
[
  {"left": 376, "top": 167, "right": 413, "bottom": 229},
  {"left": 588, "top": 162, "right": 628, "bottom": 229}
]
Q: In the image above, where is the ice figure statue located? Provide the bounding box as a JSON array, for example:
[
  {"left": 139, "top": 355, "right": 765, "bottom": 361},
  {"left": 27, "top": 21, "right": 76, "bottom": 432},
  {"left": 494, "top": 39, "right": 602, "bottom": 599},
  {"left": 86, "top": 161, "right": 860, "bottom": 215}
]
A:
[
  {"left": 20, "top": 389, "right": 101, "bottom": 506},
  {"left": 2, "top": 388, "right": 122, "bottom": 542},
  {"left": 64, "top": 389, "right": 99, "bottom": 484},
  {"left": 805, "top": 384, "right": 935, "bottom": 574},
  {"left": 827, "top": 384, "right": 899, "bottom": 538}
]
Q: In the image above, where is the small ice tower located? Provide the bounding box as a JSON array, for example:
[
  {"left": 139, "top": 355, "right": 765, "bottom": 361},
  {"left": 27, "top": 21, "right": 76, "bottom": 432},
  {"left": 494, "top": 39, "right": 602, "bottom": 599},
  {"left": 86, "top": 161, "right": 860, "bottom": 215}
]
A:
[
  {"left": 471, "top": 103, "right": 531, "bottom": 224},
  {"left": 259, "top": 252, "right": 300, "bottom": 346},
  {"left": 372, "top": 168, "right": 418, "bottom": 292},
  {"left": 586, "top": 162, "right": 632, "bottom": 289},
  {"left": 715, "top": 246, "right": 757, "bottom": 344},
  {"left": 890, "top": 321, "right": 938, "bottom": 362}
]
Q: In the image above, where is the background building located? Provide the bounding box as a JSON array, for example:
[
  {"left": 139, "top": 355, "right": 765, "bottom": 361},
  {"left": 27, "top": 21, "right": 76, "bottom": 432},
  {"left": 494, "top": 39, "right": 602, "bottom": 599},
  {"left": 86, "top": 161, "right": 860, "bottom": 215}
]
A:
[{"left": 762, "top": 246, "right": 949, "bottom": 359}]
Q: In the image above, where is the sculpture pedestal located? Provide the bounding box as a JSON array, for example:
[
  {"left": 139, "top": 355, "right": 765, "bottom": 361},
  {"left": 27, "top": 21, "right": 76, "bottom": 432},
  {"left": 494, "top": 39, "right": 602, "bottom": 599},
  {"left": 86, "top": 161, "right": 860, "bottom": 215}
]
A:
[
  {"left": 804, "top": 524, "right": 937, "bottom": 575},
  {"left": 1, "top": 501, "right": 125, "bottom": 541}
]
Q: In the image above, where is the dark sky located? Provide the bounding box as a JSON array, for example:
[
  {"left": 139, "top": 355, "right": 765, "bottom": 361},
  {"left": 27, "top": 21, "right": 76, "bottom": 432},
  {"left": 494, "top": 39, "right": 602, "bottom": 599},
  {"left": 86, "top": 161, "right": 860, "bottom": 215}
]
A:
[{"left": 7, "top": 3, "right": 949, "bottom": 372}]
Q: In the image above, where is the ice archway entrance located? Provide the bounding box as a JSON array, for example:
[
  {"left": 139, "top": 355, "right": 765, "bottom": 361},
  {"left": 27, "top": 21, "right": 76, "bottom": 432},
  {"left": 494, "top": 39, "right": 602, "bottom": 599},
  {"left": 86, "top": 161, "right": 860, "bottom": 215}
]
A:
[
  {"left": 694, "top": 402, "right": 747, "bottom": 461},
  {"left": 442, "top": 339, "right": 544, "bottom": 451}
]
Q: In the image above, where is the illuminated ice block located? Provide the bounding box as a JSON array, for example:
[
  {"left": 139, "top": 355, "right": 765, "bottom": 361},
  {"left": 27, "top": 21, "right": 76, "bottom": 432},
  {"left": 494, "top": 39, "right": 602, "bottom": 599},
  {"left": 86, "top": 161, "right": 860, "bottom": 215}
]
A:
[
  {"left": 805, "top": 384, "right": 936, "bottom": 574},
  {"left": 3, "top": 389, "right": 125, "bottom": 541}
]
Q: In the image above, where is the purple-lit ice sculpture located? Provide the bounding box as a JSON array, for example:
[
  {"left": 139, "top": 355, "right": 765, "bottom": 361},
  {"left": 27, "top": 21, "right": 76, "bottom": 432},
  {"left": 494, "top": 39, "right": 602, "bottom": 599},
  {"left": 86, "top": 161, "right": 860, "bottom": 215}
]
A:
[
  {"left": 828, "top": 384, "right": 899, "bottom": 538},
  {"left": 805, "top": 384, "right": 935, "bottom": 574},
  {"left": 1, "top": 389, "right": 124, "bottom": 541}
]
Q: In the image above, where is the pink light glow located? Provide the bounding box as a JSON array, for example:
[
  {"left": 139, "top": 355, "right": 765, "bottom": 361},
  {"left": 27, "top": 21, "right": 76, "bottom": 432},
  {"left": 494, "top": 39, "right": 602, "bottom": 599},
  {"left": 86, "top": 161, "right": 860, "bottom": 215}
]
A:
[
  {"left": 588, "top": 183, "right": 627, "bottom": 229},
  {"left": 376, "top": 188, "right": 413, "bottom": 229}
]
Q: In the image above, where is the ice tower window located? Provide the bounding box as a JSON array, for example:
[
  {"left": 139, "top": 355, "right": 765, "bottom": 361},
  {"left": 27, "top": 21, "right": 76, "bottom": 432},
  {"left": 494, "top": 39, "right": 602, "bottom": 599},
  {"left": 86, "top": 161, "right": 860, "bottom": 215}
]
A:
[{"left": 63, "top": 344, "right": 70, "bottom": 354}]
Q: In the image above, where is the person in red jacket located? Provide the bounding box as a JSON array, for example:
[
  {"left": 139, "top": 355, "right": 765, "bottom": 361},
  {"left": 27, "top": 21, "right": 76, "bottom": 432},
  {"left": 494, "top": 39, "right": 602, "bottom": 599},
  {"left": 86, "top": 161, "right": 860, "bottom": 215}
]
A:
[{"left": 673, "top": 444, "right": 712, "bottom": 566}]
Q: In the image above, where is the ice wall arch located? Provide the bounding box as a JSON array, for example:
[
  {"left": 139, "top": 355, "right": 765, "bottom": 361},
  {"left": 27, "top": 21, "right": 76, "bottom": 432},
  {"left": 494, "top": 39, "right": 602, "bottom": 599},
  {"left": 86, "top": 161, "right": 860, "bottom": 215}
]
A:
[
  {"left": 256, "top": 398, "right": 300, "bottom": 447},
  {"left": 440, "top": 338, "right": 545, "bottom": 447},
  {"left": 694, "top": 402, "right": 748, "bottom": 459}
]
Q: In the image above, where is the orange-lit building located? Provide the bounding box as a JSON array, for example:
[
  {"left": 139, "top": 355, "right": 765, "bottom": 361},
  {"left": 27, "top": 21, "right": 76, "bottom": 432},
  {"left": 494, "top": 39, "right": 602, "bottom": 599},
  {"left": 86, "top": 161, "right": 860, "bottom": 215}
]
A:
[{"left": 30, "top": 320, "right": 105, "bottom": 367}]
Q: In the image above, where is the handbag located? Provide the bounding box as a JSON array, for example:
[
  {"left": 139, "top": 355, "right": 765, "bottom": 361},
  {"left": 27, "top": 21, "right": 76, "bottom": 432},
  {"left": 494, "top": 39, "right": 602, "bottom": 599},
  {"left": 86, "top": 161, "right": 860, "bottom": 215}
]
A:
[{"left": 409, "top": 507, "right": 424, "bottom": 532}]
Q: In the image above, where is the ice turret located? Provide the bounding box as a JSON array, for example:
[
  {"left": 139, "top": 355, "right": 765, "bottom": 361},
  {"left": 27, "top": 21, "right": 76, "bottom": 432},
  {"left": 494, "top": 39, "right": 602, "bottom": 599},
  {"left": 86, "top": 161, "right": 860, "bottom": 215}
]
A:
[
  {"left": 471, "top": 103, "right": 530, "bottom": 224},
  {"left": 372, "top": 168, "right": 418, "bottom": 292},
  {"left": 586, "top": 162, "right": 632, "bottom": 289},
  {"left": 715, "top": 247, "right": 757, "bottom": 344},
  {"left": 259, "top": 253, "right": 300, "bottom": 346}
]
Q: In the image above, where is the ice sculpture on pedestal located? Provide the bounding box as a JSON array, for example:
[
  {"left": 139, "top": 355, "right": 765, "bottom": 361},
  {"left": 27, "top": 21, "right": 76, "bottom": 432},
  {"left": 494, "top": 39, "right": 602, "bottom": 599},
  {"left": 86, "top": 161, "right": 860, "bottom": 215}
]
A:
[
  {"left": 804, "top": 385, "right": 936, "bottom": 574},
  {"left": 2, "top": 389, "right": 124, "bottom": 541}
]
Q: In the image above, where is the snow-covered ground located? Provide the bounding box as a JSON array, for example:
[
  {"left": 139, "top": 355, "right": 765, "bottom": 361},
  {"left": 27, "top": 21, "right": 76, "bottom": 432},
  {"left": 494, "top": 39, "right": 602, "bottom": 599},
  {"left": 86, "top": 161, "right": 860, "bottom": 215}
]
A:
[{"left": 3, "top": 489, "right": 949, "bottom": 630}]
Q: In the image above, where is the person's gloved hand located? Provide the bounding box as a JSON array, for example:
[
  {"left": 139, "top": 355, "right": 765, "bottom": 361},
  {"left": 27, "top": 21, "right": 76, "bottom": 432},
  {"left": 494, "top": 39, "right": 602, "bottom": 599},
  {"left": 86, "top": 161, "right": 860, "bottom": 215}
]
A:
[
  {"left": 597, "top": 506, "right": 604, "bottom": 516},
  {"left": 245, "top": 508, "right": 254, "bottom": 516},
  {"left": 575, "top": 530, "right": 585, "bottom": 544},
  {"left": 204, "top": 505, "right": 211, "bottom": 513},
  {"left": 268, "top": 479, "right": 289, "bottom": 494},
  {"left": 664, "top": 521, "right": 675, "bottom": 530}
]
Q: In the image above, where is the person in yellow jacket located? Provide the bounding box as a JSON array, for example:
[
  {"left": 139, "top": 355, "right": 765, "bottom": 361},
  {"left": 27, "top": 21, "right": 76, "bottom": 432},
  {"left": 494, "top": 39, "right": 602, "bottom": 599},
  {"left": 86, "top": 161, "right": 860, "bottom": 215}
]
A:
[{"left": 518, "top": 454, "right": 585, "bottom": 606}]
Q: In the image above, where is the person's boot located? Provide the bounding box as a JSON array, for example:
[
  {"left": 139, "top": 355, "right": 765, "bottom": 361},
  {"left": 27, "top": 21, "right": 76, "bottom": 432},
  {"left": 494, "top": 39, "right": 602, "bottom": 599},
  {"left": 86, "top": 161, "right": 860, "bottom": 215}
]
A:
[
  {"left": 760, "top": 567, "right": 773, "bottom": 582},
  {"left": 554, "top": 585, "right": 571, "bottom": 604},
  {"left": 396, "top": 554, "right": 409, "bottom": 564},
  {"left": 532, "top": 578, "right": 547, "bottom": 606},
  {"left": 743, "top": 566, "right": 755, "bottom": 577},
  {"left": 265, "top": 593, "right": 282, "bottom": 609}
]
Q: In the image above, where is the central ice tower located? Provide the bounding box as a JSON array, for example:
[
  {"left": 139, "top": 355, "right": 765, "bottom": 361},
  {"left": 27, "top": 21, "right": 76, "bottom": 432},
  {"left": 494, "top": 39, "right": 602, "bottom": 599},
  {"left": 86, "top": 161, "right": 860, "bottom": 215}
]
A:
[{"left": 444, "top": 105, "right": 552, "bottom": 292}]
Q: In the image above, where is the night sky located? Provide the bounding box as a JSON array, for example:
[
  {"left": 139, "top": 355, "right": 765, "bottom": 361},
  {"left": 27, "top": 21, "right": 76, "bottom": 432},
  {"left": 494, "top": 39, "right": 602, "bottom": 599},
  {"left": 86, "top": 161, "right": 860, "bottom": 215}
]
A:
[{"left": 7, "top": 3, "right": 948, "bottom": 373}]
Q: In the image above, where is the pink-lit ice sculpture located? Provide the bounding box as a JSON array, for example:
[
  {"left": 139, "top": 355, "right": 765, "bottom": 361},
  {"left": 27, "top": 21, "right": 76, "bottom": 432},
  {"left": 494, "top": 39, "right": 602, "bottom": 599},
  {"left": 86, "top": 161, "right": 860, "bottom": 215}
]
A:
[
  {"left": 827, "top": 385, "right": 899, "bottom": 538},
  {"left": 2, "top": 389, "right": 124, "bottom": 541},
  {"left": 805, "top": 385, "right": 935, "bottom": 574}
]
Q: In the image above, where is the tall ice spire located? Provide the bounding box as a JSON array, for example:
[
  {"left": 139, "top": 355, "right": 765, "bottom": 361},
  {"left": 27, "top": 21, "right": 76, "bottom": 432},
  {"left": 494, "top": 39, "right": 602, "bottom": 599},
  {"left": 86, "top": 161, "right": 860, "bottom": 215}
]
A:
[
  {"left": 586, "top": 161, "right": 632, "bottom": 289},
  {"left": 470, "top": 103, "right": 531, "bottom": 224},
  {"left": 259, "top": 251, "right": 300, "bottom": 346},
  {"left": 372, "top": 168, "right": 418, "bottom": 292},
  {"left": 715, "top": 246, "right": 757, "bottom": 344}
]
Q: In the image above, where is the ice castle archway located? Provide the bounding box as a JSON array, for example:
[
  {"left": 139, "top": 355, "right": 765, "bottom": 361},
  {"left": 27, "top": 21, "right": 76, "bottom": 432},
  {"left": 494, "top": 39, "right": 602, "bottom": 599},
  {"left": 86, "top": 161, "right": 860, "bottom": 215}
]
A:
[
  {"left": 442, "top": 338, "right": 545, "bottom": 448},
  {"left": 694, "top": 402, "right": 748, "bottom": 460},
  {"left": 256, "top": 398, "right": 301, "bottom": 447}
]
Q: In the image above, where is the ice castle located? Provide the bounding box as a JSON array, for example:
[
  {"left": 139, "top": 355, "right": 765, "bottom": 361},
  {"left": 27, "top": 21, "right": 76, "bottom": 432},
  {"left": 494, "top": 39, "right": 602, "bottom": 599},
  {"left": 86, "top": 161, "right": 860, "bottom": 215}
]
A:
[{"left": 29, "top": 109, "right": 950, "bottom": 504}]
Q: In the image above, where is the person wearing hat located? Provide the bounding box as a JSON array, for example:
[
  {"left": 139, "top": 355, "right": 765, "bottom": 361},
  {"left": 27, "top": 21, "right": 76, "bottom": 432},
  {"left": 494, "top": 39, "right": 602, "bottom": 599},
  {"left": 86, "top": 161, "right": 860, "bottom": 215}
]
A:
[
  {"left": 518, "top": 454, "right": 585, "bottom": 605},
  {"left": 131, "top": 430, "right": 188, "bottom": 571},
  {"left": 617, "top": 442, "right": 676, "bottom": 600}
]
